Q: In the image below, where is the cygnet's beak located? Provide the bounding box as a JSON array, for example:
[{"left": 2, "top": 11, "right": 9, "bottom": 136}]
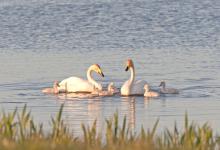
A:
[{"left": 159, "top": 82, "right": 162, "bottom": 87}]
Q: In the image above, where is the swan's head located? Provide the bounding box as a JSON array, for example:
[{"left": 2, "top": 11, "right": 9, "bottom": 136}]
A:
[
  {"left": 91, "top": 64, "right": 104, "bottom": 77},
  {"left": 159, "top": 81, "right": 166, "bottom": 87},
  {"left": 125, "top": 59, "right": 134, "bottom": 71},
  {"left": 144, "top": 84, "right": 150, "bottom": 92}
]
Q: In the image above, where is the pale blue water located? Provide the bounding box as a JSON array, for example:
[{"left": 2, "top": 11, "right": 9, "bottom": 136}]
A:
[{"left": 0, "top": 0, "right": 220, "bottom": 134}]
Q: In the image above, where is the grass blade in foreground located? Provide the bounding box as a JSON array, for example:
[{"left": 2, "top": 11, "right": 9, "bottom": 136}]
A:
[{"left": 0, "top": 105, "right": 219, "bottom": 150}]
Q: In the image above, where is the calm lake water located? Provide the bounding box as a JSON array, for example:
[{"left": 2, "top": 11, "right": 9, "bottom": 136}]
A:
[{"left": 0, "top": 0, "right": 220, "bottom": 134}]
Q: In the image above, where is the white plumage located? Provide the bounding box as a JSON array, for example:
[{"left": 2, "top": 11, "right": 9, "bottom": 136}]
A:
[
  {"left": 58, "top": 64, "right": 104, "bottom": 93},
  {"left": 121, "top": 59, "right": 148, "bottom": 96}
]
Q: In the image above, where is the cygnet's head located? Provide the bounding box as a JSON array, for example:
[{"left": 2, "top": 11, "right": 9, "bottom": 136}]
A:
[
  {"left": 53, "top": 81, "right": 60, "bottom": 88},
  {"left": 108, "top": 82, "right": 115, "bottom": 91},
  {"left": 144, "top": 84, "right": 150, "bottom": 92},
  {"left": 159, "top": 81, "right": 166, "bottom": 87},
  {"left": 93, "top": 84, "right": 102, "bottom": 91},
  {"left": 96, "top": 83, "right": 102, "bottom": 91},
  {"left": 90, "top": 64, "right": 104, "bottom": 77},
  {"left": 125, "top": 59, "right": 134, "bottom": 71}
]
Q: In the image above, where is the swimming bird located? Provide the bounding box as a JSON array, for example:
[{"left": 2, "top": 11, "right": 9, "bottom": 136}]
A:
[
  {"left": 42, "top": 81, "right": 60, "bottom": 94},
  {"left": 91, "top": 82, "right": 119, "bottom": 96},
  {"left": 108, "top": 82, "right": 119, "bottom": 94},
  {"left": 120, "top": 59, "right": 148, "bottom": 96},
  {"left": 159, "top": 81, "right": 179, "bottom": 94},
  {"left": 58, "top": 64, "right": 104, "bottom": 93},
  {"left": 144, "top": 84, "right": 160, "bottom": 97}
]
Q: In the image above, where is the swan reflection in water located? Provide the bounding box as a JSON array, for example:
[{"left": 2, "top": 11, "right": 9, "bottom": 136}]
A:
[
  {"left": 55, "top": 93, "right": 138, "bottom": 133},
  {"left": 55, "top": 93, "right": 103, "bottom": 135},
  {"left": 121, "top": 97, "right": 136, "bottom": 130}
]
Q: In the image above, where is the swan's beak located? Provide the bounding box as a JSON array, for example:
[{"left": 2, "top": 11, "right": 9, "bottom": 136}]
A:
[
  {"left": 97, "top": 67, "right": 104, "bottom": 77},
  {"left": 100, "top": 72, "right": 104, "bottom": 77},
  {"left": 98, "top": 70, "right": 104, "bottom": 77},
  {"left": 125, "top": 66, "right": 129, "bottom": 71}
]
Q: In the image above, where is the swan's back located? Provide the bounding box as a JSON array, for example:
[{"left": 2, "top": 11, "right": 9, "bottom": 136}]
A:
[
  {"left": 59, "top": 77, "right": 94, "bottom": 92},
  {"left": 132, "top": 80, "right": 148, "bottom": 95},
  {"left": 144, "top": 91, "right": 159, "bottom": 97},
  {"left": 161, "top": 88, "right": 179, "bottom": 94}
]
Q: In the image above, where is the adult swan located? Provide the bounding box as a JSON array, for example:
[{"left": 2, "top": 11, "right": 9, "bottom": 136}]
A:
[
  {"left": 120, "top": 59, "right": 148, "bottom": 96},
  {"left": 58, "top": 64, "right": 104, "bottom": 93}
]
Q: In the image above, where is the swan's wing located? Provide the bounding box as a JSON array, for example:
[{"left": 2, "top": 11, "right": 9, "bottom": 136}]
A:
[
  {"left": 131, "top": 80, "right": 148, "bottom": 95},
  {"left": 167, "top": 88, "right": 179, "bottom": 94},
  {"left": 59, "top": 77, "right": 94, "bottom": 92},
  {"left": 160, "top": 87, "right": 179, "bottom": 94}
]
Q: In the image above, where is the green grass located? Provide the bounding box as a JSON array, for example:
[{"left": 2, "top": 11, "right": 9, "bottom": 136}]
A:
[{"left": 0, "top": 104, "right": 219, "bottom": 150}]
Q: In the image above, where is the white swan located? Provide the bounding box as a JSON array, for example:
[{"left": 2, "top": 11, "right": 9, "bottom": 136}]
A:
[
  {"left": 144, "top": 84, "right": 160, "bottom": 97},
  {"left": 58, "top": 64, "right": 104, "bottom": 93},
  {"left": 120, "top": 59, "right": 148, "bottom": 96},
  {"left": 159, "top": 81, "right": 179, "bottom": 94}
]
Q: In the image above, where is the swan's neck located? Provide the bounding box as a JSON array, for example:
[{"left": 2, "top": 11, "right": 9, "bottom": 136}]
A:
[
  {"left": 87, "top": 67, "right": 101, "bottom": 90},
  {"left": 128, "top": 66, "right": 135, "bottom": 91}
]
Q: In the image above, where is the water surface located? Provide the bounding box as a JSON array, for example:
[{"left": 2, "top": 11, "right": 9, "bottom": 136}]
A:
[{"left": 0, "top": 0, "right": 220, "bottom": 134}]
